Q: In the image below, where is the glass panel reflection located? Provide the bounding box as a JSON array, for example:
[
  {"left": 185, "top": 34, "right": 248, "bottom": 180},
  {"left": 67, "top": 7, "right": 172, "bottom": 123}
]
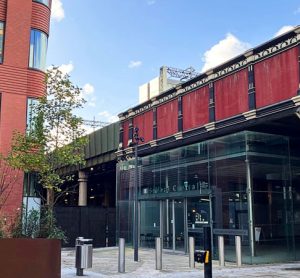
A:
[
  {"left": 29, "top": 29, "right": 48, "bottom": 71},
  {"left": 34, "top": 0, "right": 50, "bottom": 7},
  {"left": 0, "top": 22, "right": 4, "bottom": 63}
]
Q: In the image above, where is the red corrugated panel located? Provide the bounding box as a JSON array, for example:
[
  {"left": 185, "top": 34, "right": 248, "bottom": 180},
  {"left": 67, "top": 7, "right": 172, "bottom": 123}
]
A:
[
  {"left": 182, "top": 86, "right": 209, "bottom": 131},
  {"left": 255, "top": 47, "right": 299, "bottom": 108},
  {"left": 133, "top": 110, "right": 153, "bottom": 144},
  {"left": 0, "top": 0, "right": 7, "bottom": 21},
  {"left": 157, "top": 99, "right": 178, "bottom": 139},
  {"left": 215, "top": 69, "right": 248, "bottom": 120},
  {"left": 32, "top": 2, "right": 50, "bottom": 35},
  {"left": 122, "top": 120, "right": 129, "bottom": 148}
]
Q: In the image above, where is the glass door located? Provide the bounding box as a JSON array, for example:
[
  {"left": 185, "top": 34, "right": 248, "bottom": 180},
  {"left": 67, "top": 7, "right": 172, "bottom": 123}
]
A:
[
  {"left": 174, "top": 199, "right": 185, "bottom": 251},
  {"left": 187, "top": 197, "right": 211, "bottom": 248},
  {"left": 163, "top": 199, "right": 172, "bottom": 250},
  {"left": 163, "top": 199, "right": 185, "bottom": 251},
  {"left": 140, "top": 200, "right": 160, "bottom": 248}
]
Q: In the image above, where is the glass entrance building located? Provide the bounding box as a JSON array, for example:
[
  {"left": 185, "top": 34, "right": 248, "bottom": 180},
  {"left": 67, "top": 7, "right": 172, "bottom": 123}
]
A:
[{"left": 117, "top": 131, "right": 300, "bottom": 263}]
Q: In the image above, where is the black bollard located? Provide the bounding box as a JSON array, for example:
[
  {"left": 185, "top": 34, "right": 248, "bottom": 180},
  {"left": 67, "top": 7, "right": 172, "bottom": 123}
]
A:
[{"left": 203, "top": 226, "right": 212, "bottom": 278}]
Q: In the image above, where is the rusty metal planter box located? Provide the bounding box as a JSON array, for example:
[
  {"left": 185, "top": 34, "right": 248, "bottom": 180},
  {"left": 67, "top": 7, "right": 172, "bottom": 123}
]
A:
[{"left": 0, "top": 238, "right": 61, "bottom": 278}]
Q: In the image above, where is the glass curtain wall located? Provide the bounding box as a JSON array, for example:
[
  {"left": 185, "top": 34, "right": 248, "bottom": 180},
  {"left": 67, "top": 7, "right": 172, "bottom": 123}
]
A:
[
  {"left": 209, "top": 133, "right": 249, "bottom": 262},
  {"left": 247, "top": 133, "right": 294, "bottom": 263},
  {"left": 116, "top": 131, "right": 295, "bottom": 263},
  {"left": 291, "top": 140, "right": 300, "bottom": 260}
]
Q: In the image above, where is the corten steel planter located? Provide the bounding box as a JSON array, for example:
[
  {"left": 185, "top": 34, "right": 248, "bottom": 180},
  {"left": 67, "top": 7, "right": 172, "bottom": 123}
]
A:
[{"left": 0, "top": 238, "right": 61, "bottom": 278}]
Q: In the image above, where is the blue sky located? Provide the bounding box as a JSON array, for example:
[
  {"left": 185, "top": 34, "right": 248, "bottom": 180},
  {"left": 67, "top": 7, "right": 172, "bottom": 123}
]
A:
[{"left": 48, "top": 0, "right": 300, "bottom": 124}]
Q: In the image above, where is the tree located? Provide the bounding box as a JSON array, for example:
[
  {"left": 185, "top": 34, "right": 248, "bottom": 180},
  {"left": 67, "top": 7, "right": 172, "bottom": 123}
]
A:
[
  {"left": 9, "top": 67, "right": 88, "bottom": 211},
  {"left": 0, "top": 155, "right": 19, "bottom": 214}
]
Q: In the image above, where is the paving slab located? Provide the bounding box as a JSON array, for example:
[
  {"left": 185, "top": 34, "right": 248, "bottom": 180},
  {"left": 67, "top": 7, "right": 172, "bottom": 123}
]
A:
[{"left": 61, "top": 247, "right": 300, "bottom": 278}]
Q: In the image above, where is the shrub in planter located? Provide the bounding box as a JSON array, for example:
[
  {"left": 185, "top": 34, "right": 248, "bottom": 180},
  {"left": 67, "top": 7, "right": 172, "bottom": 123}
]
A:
[{"left": 0, "top": 208, "right": 66, "bottom": 278}]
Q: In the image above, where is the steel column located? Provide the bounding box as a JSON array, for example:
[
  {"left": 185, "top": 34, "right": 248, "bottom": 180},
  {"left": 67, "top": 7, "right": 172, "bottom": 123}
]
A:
[{"left": 246, "top": 159, "right": 255, "bottom": 257}]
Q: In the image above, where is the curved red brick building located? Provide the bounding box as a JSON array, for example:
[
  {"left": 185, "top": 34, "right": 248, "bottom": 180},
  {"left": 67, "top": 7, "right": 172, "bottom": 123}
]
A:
[{"left": 0, "top": 0, "right": 51, "bottom": 215}]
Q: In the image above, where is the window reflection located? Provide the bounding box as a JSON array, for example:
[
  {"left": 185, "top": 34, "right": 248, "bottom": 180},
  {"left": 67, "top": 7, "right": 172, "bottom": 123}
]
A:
[
  {"left": 0, "top": 22, "right": 4, "bottom": 63},
  {"left": 33, "top": 0, "right": 50, "bottom": 7},
  {"left": 29, "top": 29, "right": 48, "bottom": 71},
  {"left": 27, "top": 98, "right": 39, "bottom": 132}
]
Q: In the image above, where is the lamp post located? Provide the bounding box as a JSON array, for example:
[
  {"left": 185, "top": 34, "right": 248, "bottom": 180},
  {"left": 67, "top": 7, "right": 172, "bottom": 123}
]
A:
[{"left": 133, "top": 127, "right": 144, "bottom": 262}]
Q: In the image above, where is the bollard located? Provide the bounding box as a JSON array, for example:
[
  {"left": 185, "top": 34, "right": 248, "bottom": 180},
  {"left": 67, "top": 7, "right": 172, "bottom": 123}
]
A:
[
  {"left": 189, "top": 237, "right": 195, "bottom": 268},
  {"left": 235, "top": 235, "right": 242, "bottom": 267},
  {"left": 203, "top": 226, "right": 212, "bottom": 278},
  {"left": 218, "top": 236, "right": 225, "bottom": 267},
  {"left": 155, "top": 237, "right": 162, "bottom": 270},
  {"left": 118, "top": 238, "right": 125, "bottom": 273}
]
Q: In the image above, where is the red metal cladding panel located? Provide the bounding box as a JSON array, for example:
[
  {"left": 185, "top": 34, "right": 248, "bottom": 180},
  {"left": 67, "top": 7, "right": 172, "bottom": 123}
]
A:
[
  {"left": 143, "top": 110, "right": 153, "bottom": 142},
  {"left": 157, "top": 99, "right": 178, "bottom": 139},
  {"left": 182, "top": 86, "right": 209, "bottom": 131},
  {"left": 32, "top": 1, "right": 51, "bottom": 35},
  {"left": 215, "top": 69, "right": 249, "bottom": 121},
  {"left": 122, "top": 120, "right": 129, "bottom": 148},
  {"left": 255, "top": 47, "right": 299, "bottom": 108},
  {"left": 133, "top": 113, "right": 143, "bottom": 137},
  {"left": 133, "top": 111, "right": 153, "bottom": 143}
]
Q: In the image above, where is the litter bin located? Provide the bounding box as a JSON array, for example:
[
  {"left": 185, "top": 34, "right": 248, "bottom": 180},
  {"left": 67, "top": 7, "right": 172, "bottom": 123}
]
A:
[{"left": 75, "top": 237, "right": 93, "bottom": 276}]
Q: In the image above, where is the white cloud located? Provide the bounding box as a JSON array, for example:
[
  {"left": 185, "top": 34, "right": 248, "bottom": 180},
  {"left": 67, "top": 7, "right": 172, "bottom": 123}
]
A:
[
  {"left": 58, "top": 62, "right": 74, "bottom": 75},
  {"left": 128, "top": 60, "right": 142, "bottom": 69},
  {"left": 201, "top": 33, "right": 251, "bottom": 72},
  {"left": 274, "top": 25, "right": 294, "bottom": 37},
  {"left": 81, "top": 124, "right": 95, "bottom": 135},
  {"left": 47, "top": 62, "right": 74, "bottom": 76},
  {"left": 98, "top": 111, "right": 119, "bottom": 123},
  {"left": 82, "top": 83, "right": 96, "bottom": 107},
  {"left": 147, "top": 0, "right": 156, "bottom": 5},
  {"left": 83, "top": 83, "right": 95, "bottom": 95},
  {"left": 51, "top": 0, "right": 65, "bottom": 22},
  {"left": 51, "top": 0, "right": 65, "bottom": 21}
]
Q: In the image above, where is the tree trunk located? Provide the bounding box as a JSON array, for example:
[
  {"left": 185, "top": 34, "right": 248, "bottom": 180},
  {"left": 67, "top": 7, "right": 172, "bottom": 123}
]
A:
[{"left": 46, "top": 188, "right": 54, "bottom": 208}]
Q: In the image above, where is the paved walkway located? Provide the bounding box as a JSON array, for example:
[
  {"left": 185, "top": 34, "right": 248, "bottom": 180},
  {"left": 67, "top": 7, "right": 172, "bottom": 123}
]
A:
[{"left": 61, "top": 247, "right": 300, "bottom": 277}]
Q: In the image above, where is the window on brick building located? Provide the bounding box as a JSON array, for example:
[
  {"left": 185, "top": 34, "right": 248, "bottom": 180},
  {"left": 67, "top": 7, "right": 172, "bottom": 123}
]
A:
[
  {"left": 26, "top": 98, "right": 39, "bottom": 132},
  {"left": 29, "top": 29, "right": 48, "bottom": 71},
  {"left": 0, "top": 22, "right": 4, "bottom": 63},
  {"left": 0, "top": 94, "right": 2, "bottom": 122},
  {"left": 33, "top": 0, "right": 50, "bottom": 7}
]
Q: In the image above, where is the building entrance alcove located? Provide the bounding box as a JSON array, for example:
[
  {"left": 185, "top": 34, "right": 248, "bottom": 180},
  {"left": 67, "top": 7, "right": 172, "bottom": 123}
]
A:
[{"left": 117, "top": 130, "right": 300, "bottom": 263}]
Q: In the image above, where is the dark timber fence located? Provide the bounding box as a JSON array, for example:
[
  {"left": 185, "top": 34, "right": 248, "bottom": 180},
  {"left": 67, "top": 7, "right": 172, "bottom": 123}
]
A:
[{"left": 54, "top": 207, "right": 116, "bottom": 248}]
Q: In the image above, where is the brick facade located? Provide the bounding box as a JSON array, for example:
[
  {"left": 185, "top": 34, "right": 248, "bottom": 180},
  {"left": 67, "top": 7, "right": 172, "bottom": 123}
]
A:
[{"left": 0, "top": 0, "right": 51, "bottom": 216}]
